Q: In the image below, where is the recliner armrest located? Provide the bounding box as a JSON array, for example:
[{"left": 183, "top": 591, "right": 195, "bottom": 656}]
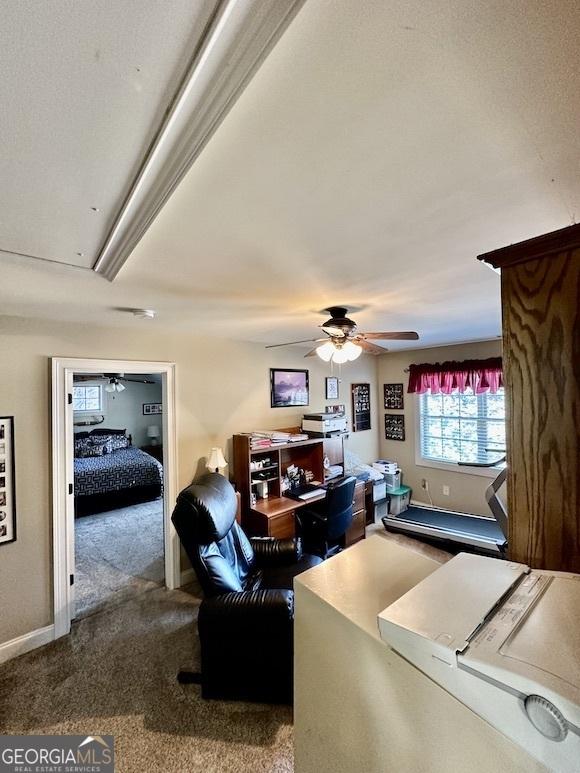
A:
[
  {"left": 198, "top": 589, "right": 294, "bottom": 631},
  {"left": 250, "top": 536, "right": 303, "bottom": 567}
]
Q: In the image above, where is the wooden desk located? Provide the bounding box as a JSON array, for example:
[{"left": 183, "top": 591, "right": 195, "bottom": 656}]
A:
[{"left": 244, "top": 481, "right": 366, "bottom": 545}]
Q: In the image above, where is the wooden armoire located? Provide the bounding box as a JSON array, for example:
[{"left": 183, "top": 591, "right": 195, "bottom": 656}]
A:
[{"left": 478, "top": 224, "right": 580, "bottom": 571}]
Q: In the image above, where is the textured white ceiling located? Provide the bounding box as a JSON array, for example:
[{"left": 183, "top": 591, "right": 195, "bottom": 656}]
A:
[
  {"left": 1, "top": 0, "right": 579, "bottom": 351},
  {"left": 0, "top": 0, "right": 218, "bottom": 268}
]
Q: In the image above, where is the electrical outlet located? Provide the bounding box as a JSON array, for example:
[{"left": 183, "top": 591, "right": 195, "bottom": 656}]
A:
[{"left": 442, "top": 485, "right": 450, "bottom": 496}]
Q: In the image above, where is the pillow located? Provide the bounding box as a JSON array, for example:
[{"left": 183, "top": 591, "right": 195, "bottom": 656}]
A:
[
  {"left": 74, "top": 436, "right": 110, "bottom": 458},
  {"left": 81, "top": 442, "right": 108, "bottom": 458},
  {"left": 108, "top": 434, "right": 130, "bottom": 451},
  {"left": 96, "top": 433, "right": 129, "bottom": 451}
]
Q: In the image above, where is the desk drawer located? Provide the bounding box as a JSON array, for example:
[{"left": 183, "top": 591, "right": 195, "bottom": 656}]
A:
[
  {"left": 353, "top": 482, "right": 365, "bottom": 512},
  {"left": 345, "top": 508, "right": 365, "bottom": 547},
  {"left": 268, "top": 512, "right": 296, "bottom": 539}
]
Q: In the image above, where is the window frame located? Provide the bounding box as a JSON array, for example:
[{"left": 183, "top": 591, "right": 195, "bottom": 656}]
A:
[
  {"left": 72, "top": 384, "right": 103, "bottom": 414},
  {"left": 414, "top": 391, "right": 506, "bottom": 478}
]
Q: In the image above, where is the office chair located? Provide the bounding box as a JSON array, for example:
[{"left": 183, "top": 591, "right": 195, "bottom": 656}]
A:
[
  {"left": 171, "top": 472, "right": 322, "bottom": 703},
  {"left": 296, "top": 476, "right": 357, "bottom": 559}
]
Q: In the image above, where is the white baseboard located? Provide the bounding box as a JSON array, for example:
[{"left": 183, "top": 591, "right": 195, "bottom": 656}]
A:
[
  {"left": 0, "top": 624, "right": 55, "bottom": 665},
  {"left": 180, "top": 568, "right": 196, "bottom": 587}
]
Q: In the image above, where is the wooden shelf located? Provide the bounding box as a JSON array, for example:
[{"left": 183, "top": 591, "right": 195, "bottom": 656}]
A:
[{"left": 249, "top": 438, "right": 322, "bottom": 454}]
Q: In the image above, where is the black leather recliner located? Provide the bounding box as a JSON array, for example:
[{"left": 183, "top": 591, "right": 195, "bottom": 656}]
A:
[{"left": 171, "top": 472, "right": 322, "bottom": 703}]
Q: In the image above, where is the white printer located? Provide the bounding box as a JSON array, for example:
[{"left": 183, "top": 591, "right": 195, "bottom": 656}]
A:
[
  {"left": 302, "top": 412, "right": 348, "bottom": 436},
  {"left": 377, "top": 553, "right": 580, "bottom": 773}
]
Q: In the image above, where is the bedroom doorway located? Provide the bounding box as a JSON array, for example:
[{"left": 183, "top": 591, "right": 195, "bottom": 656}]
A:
[
  {"left": 72, "top": 372, "right": 165, "bottom": 619},
  {"left": 51, "top": 358, "right": 179, "bottom": 639}
]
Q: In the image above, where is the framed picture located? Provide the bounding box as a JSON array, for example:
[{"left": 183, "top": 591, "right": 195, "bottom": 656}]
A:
[
  {"left": 143, "top": 403, "right": 162, "bottom": 416},
  {"left": 325, "top": 376, "right": 339, "bottom": 400},
  {"left": 384, "top": 383, "right": 404, "bottom": 410},
  {"left": 0, "top": 417, "right": 16, "bottom": 545},
  {"left": 270, "top": 368, "right": 309, "bottom": 408},
  {"left": 385, "top": 413, "right": 405, "bottom": 441},
  {"left": 351, "top": 383, "right": 371, "bottom": 432}
]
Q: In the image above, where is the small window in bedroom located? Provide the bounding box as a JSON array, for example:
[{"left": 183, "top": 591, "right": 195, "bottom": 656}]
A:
[{"left": 73, "top": 384, "right": 103, "bottom": 413}]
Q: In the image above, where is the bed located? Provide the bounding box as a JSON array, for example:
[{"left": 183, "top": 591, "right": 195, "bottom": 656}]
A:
[{"left": 74, "top": 430, "right": 163, "bottom": 516}]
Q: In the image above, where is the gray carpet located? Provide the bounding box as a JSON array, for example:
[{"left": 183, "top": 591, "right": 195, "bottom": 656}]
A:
[
  {"left": 0, "top": 582, "right": 293, "bottom": 772},
  {"left": 74, "top": 500, "right": 165, "bottom": 619}
]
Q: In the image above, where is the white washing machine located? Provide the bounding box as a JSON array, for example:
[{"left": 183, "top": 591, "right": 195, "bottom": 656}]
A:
[{"left": 377, "top": 553, "right": 580, "bottom": 773}]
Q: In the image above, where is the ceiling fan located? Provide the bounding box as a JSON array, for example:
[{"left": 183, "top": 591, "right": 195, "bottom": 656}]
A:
[
  {"left": 265, "top": 307, "right": 419, "bottom": 364},
  {"left": 74, "top": 373, "right": 157, "bottom": 393}
]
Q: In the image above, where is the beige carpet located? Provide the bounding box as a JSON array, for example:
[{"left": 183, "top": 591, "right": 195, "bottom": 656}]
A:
[{"left": 0, "top": 527, "right": 447, "bottom": 773}]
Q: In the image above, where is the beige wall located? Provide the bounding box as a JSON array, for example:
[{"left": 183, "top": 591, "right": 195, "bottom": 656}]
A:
[
  {"left": 0, "top": 314, "right": 378, "bottom": 645},
  {"left": 377, "top": 339, "right": 502, "bottom": 516}
]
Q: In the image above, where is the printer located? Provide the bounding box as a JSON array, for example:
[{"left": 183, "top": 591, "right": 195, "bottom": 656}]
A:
[
  {"left": 377, "top": 553, "right": 580, "bottom": 772},
  {"left": 302, "top": 412, "right": 348, "bottom": 436}
]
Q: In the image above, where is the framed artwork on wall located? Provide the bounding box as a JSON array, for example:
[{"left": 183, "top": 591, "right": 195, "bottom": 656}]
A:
[
  {"left": 0, "top": 416, "right": 16, "bottom": 545},
  {"left": 143, "top": 403, "right": 162, "bottom": 415},
  {"left": 384, "top": 413, "right": 405, "bottom": 441},
  {"left": 325, "top": 376, "right": 339, "bottom": 400},
  {"left": 384, "top": 383, "right": 404, "bottom": 410},
  {"left": 351, "top": 383, "right": 371, "bottom": 432},
  {"left": 270, "top": 368, "right": 309, "bottom": 408}
]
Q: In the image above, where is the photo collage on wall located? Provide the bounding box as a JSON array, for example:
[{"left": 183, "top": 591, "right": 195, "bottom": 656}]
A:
[
  {"left": 383, "top": 383, "right": 405, "bottom": 441},
  {"left": 0, "top": 417, "right": 16, "bottom": 545}
]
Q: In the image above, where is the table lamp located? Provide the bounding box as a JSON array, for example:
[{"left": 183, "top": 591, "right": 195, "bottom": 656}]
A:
[
  {"left": 147, "top": 425, "right": 161, "bottom": 446},
  {"left": 207, "top": 447, "right": 227, "bottom": 473}
]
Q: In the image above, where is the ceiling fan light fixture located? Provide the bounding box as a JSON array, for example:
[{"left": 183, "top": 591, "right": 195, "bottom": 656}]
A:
[
  {"left": 116, "top": 382, "right": 126, "bottom": 392},
  {"left": 316, "top": 341, "right": 335, "bottom": 362},
  {"left": 104, "top": 383, "right": 116, "bottom": 393},
  {"left": 331, "top": 347, "right": 348, "bottom": 364},
  {"left": 343, "top": 341, "right": 362, "bottom": 361}
]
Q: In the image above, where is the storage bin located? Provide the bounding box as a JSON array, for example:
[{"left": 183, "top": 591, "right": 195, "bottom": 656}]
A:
[
  {"left": 388, "top": 485, "right": 411, "bottom": 516},
  {"left": 384, "top": 471, "right": 401, "bottom": 492}
]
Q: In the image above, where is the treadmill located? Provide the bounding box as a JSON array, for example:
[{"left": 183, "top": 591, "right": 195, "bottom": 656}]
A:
[{"left": 382, "top": 452, "right": 508, "bottom": 557}]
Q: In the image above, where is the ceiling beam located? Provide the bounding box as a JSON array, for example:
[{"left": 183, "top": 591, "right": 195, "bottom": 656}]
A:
[{"left": 93, "top": 0, "right": 305, "bottom": 281}]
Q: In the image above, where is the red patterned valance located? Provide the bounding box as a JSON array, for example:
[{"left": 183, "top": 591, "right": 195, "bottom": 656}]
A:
[{"left": 407, "top": 357, "right": 503, "bottom": 395}]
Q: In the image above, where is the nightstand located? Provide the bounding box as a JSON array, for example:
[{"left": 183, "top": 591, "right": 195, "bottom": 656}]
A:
[{"left": 141, "top": 444, "right": 163, "bottom": 463}]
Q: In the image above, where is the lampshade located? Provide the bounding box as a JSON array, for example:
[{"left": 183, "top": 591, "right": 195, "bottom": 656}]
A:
[
  {"left": 147, "top": 425, "right": 160, "bottom": 439},
  {"left": 331, "top": 347, "right": 348, "bottom": 364},
  {"left": 207, "top": 447, "right": 228, "bottom": 472},
  {"left": 316, "top": 341, "right": 334, "bottom": 362},
  {"left": 104, "top": 383, "right": 115, "bottom": 393},
  {"left": 343, "top": 341, "right": 362, "bottom": 361},
  {"left": 116, "top": 382, "right": 126, "bottom": 392}
]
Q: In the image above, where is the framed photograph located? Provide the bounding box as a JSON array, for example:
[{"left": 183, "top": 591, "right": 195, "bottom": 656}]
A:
[
  {"left": 143, "top": 403, "right": 162, "bottom": 416},
  {"left": 384, "top": 383, "right": 404, "bottom": 410},
  {"left": 0, "top": 417, "right": 16, "bottom": 545},
  {"left": 270, "top": 368, "right": 309, "bottom": 408},
  {"left": 385, "top": 413, "right": 405, "bottom": 441},
  {"left": 351, "top": 383, "right": 371, "bottom": 432},
  {"left": 325, "top": 376, "right": 339, "bottom": 400}
]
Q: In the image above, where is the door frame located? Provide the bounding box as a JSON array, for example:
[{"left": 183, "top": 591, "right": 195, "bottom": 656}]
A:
[{"left": 51, "top": 357, "right": 179, "bottom": 639}]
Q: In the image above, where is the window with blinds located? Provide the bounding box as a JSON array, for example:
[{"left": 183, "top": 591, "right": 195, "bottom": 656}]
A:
[{"left": 418, "top": 388, "right": 506, "bottom": 466}]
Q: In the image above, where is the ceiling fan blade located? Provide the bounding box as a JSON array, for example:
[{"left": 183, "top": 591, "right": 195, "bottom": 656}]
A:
[
  {"left": 304, "top": 348, "right": 320, "bottom": 357},
  {"left": 265, "top": 338, "right": 326, "bottom": 349},
  {"left": 359, "top": 331, "right": 419, "bottom": 340},
  {"left": 357, "top": 339, "right": 388, "bottom": 355},
  {"left": 121, "top": 377, "right": 156, "bottom": 384},
  {"left": 74, "top": 374, "right": 108, "bottom": 381}
]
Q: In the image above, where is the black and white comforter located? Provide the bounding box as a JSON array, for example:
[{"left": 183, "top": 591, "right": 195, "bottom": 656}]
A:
[{"left": 74, "top": 447, "right": 163, "bottom": 498}]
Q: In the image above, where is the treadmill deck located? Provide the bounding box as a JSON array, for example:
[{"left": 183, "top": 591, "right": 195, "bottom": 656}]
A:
[{"left": 382, "top": 505, "right": 507, "bottom": 552}]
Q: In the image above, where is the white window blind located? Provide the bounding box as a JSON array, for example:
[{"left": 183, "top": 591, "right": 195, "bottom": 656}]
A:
[
  {"left": 73, "top": 385, "right": 102, "bottom": 412},
  {"left": 419, "top": 388, "right": 505, "bottom": 465}
]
